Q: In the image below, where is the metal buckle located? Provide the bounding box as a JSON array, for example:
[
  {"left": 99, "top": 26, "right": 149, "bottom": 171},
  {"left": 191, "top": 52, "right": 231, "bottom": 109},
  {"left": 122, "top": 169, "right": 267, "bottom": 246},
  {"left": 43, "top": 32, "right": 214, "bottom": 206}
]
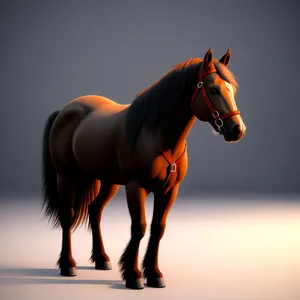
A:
[
  {"left": 170, "top": 163, "right": 177, "bottom": 173},
  {"left": 197, "top": 82, "right": 203, "bottom": 89},
  {"left": 215, "top": 118, "right": 224, "bottom": 130},
  {"left": 212, "top": 111, "right": 219, "bottom": 118}
]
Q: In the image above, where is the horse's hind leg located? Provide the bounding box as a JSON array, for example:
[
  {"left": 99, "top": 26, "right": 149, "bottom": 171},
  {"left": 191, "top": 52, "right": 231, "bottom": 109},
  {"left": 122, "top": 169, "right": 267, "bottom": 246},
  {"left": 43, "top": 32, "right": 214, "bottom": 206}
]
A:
[
  {"left": 88, "top": 182, "right": 119, "bottom": 270},
  {"left": 57, "top": 174, "right": 77, "bottom": 276}
]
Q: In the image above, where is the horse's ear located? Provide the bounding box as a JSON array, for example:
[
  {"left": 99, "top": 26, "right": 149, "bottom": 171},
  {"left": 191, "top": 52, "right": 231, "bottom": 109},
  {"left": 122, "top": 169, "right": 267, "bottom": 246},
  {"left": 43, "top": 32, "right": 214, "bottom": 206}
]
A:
[
  {"left": 204, "top": 48, "right": 213, "bottom": 68},
  {"left": 219, "top": 48, "right": 231, "bottom": 67}
]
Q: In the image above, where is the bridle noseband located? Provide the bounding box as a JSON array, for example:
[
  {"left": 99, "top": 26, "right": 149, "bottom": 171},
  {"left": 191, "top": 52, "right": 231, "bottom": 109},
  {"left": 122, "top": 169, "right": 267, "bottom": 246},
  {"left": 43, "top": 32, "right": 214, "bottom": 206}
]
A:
[{"left": 190, "top": 67, "right": 240, "bottom": 131}]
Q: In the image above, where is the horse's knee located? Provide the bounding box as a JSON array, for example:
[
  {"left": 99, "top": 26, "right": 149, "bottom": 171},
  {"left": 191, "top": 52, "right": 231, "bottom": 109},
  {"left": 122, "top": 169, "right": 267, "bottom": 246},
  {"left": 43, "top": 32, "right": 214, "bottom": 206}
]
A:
[
  {"left": 150, "top": 222, "right": 166, "bottom": 239},
  {"left": 131, "top": 222, "right": 147, "bottom": 240}
]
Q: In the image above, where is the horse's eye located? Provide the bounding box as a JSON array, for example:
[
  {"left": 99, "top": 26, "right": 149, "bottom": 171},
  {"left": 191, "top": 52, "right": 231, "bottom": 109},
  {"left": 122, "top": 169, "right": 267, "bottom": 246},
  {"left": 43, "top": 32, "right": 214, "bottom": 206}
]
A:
[{"left": 209, "top": 88, "right": 220, "bottom": 95}]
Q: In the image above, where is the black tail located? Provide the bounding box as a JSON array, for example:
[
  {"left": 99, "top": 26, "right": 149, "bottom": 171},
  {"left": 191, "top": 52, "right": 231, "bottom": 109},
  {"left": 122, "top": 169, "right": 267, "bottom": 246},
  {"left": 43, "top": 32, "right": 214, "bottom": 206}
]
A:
[
  {"left": 42, "top": 110, "right": 61, "bottom": 228},
  {"left": 41, "top": 110, "right": 97, "bottom": 231}
]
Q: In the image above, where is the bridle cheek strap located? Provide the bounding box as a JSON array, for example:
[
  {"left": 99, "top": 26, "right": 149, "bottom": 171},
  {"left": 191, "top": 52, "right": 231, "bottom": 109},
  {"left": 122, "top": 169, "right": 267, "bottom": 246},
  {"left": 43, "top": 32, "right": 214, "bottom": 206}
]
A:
[{"left": 190, "top": 68, "right": 240, "bottom": 129}]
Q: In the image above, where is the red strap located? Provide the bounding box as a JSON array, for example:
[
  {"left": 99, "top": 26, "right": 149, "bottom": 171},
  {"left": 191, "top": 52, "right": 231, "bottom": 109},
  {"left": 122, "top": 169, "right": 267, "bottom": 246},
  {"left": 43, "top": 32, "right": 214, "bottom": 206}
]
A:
[
  {"left": 190, "top": 67, "right": 240, "bottom": 121},
  {"left": 160, "top": 141, "right": 187, "bottom": 172},
  {"left": 200, "top": 83, "right": 216, "bottom": 112},
  {"left": 200, "top": 81, "right": 240, "bottom": 119},
  {"left": 219, "top": 110, "right": 240, "bottom": 120},
  {"left": 190, "top": 68, "right": 217, "bottom": 108}
]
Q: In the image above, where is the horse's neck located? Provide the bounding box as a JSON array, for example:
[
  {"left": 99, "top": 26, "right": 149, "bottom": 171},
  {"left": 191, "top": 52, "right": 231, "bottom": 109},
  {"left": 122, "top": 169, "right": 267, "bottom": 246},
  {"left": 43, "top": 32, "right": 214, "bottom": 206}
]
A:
[
  {"left": 157, "top": 67, "right": 199, "bottom": 153},
  {"left": 158, "top": 105, "right": 196, "bottom": 154}
]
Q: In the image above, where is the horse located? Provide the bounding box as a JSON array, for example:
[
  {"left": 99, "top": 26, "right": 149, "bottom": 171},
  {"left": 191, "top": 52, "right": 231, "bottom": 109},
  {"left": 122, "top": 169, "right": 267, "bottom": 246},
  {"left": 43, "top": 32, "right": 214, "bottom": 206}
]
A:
[{"left": 41, "top": 48, "right": 246, "bottom": 290}]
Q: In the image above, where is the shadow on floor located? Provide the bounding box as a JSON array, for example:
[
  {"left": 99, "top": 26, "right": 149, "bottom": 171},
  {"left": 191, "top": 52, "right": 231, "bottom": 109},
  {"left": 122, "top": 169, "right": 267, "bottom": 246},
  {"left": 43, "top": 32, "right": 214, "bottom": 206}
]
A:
[{"left": 0, "top": 267, "right": 127, "bottom": 290}]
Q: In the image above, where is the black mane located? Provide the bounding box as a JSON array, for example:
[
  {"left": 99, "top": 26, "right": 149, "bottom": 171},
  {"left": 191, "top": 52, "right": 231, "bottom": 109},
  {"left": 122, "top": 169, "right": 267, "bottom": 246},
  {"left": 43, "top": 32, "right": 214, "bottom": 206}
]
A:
[{"left": 125, "top": 58, "right": 238, "bottom": 150}]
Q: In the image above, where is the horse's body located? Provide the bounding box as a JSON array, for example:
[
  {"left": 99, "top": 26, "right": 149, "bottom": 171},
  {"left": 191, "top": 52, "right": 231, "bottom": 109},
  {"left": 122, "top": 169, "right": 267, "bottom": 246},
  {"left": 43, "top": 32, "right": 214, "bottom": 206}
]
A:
[
  {"left": 51, "top": 94, "right": 186, "bottom": 188},
  {"left": 42, "top": 48, "right": 246, "bottom": 290}
]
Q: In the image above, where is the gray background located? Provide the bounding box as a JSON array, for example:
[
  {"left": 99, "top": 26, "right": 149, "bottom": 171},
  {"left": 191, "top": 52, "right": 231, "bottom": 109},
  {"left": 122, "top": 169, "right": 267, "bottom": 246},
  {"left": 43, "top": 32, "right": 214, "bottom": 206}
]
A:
[{"left": 0, "top": 0, "right": 299, "bottom": 198}]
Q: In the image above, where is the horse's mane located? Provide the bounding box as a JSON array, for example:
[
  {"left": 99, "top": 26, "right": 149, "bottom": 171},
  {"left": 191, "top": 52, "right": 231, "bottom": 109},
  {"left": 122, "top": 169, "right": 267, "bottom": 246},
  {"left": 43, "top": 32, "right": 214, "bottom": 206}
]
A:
[{"left": 125, "top": 57, "right": 238, "bottom": 149}]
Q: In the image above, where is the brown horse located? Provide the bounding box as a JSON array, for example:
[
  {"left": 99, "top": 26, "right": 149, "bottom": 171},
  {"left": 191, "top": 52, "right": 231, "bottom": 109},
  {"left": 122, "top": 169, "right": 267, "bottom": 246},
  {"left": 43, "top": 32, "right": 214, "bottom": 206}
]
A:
[{"left": 41, "top": 48, "right": 246, "bottom": 290}]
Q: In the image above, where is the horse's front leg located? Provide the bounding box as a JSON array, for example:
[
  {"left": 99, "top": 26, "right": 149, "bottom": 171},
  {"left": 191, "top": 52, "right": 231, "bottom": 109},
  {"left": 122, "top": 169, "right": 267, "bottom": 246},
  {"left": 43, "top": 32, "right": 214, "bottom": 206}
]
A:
[
  {"left": 119, "top": 181, "right": 148, "bottom": 290},
  {"left": 142, "top": 184, "right": 179, "bottom": 288}
]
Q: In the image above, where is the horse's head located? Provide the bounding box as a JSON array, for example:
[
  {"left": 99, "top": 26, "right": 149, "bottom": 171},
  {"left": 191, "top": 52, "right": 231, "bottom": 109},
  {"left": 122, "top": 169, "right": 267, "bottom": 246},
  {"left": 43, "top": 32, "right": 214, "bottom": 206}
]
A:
[{"left": 191, "top": 48, "right": 246, "bottom": 143}]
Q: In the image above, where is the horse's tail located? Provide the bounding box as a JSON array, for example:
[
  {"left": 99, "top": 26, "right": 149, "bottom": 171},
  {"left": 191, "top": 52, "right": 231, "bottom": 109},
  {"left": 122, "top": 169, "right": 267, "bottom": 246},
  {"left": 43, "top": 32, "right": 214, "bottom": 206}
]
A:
[
  {"left": 41, "top": 110, "right": 61, "bottom": 228},
  {"left": 41, "top": 109, "right": 99, "bottom": 231}
]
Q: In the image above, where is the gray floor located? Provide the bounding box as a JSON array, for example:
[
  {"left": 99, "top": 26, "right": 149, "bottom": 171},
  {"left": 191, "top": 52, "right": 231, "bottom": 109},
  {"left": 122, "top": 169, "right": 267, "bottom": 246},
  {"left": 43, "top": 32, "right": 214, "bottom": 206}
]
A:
[{"left": 0, "top": 195, "right": 299, "bottom": 300}]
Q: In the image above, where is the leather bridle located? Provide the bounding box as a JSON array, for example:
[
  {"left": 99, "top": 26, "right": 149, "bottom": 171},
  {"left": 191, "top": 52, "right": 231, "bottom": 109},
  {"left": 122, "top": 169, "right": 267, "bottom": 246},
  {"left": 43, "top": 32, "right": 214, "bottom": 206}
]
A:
[
  {"left": 158, "top": 65, "right": 241, "bottom": 183},
  {"left": 190, "top": 66, "right": 240, "bottom": 132}
]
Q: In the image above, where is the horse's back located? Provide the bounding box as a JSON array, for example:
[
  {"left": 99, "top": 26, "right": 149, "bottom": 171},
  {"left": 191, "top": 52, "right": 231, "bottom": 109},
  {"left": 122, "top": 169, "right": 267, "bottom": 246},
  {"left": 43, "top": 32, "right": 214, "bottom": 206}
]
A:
[{"left": 70, "top": 95, "right": 129, "bottom": 115}]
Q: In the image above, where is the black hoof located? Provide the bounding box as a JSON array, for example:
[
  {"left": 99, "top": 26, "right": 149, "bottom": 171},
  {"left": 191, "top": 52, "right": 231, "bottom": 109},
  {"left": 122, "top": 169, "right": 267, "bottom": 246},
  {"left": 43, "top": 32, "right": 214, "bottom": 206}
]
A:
[
  {"left": 146, "top": 277, "right": 166, "bottom": 288},
  {"left": 125, "top": 277, "right": 144, "bottom": 290},
  {"left": 60, "top": 267, "right": 77, "bottom": 276},
  {"left": 95, "top": 261, "right": 112, "bottom": 270}
]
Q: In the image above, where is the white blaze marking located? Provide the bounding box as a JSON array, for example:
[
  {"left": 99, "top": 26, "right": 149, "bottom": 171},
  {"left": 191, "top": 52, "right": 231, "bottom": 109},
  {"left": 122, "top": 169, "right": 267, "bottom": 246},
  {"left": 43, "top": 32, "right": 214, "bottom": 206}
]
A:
[
  {"left": 224, "top": 81, "right": 237, "bottom": 110},
  {"left": 224, "top": 81, "right": 245, "bottom": 132}
]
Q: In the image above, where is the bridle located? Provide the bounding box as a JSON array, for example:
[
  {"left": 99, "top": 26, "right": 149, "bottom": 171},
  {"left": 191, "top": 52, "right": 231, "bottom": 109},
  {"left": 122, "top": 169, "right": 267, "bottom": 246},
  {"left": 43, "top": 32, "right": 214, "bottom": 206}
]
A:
[
  {"left": 158, "top": 64, "right": 241, "bottom": 182},
  {"left": 190, "top": 66, "right": 240, "bottom": 132}
]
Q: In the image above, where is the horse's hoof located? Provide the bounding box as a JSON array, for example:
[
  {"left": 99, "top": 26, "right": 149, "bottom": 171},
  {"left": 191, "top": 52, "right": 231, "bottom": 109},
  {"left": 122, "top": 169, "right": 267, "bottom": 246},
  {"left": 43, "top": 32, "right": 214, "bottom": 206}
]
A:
[
  {"left": 125, "top": 277, "right": 144, "bottom": 290},
  {"left": 146, "top": 277, "right": 166, "bottom": 288},
  {"left": 60, "top": 267, "right": 77, "bottom": 276},
  {"left": 95, "top": 261, "right": 112, "bottom": 270}
]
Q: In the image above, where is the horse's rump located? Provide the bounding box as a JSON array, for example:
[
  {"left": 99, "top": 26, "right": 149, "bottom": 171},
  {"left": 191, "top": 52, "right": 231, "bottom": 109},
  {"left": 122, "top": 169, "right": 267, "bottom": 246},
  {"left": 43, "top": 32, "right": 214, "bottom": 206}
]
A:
[{"left": 70, "top": 97, "right": 129, "bottom": 181}]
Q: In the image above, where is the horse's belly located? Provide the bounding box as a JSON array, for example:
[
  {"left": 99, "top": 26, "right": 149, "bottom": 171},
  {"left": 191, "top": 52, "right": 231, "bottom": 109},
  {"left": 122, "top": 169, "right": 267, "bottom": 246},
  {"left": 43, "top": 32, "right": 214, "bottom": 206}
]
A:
[{"left": 72, "top": 114, "right": 123, "bottom": 183}]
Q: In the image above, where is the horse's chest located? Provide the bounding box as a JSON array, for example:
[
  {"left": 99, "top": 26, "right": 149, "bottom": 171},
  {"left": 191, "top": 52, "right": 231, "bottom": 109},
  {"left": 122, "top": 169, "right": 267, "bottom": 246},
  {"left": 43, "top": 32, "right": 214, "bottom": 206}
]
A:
[{"left": 148, "top": 159, "right": 188, "bottom": 192}]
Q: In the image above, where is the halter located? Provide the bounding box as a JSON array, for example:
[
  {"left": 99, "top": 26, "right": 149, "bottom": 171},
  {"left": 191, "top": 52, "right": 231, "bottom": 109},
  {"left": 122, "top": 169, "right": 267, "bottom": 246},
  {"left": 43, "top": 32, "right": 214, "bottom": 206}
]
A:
[
  {"left": 158, "top": 66, "right": 240, "bottom": 183},
  {"left": 190, "top": 67, "right": 240, "bottom": 131}
]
